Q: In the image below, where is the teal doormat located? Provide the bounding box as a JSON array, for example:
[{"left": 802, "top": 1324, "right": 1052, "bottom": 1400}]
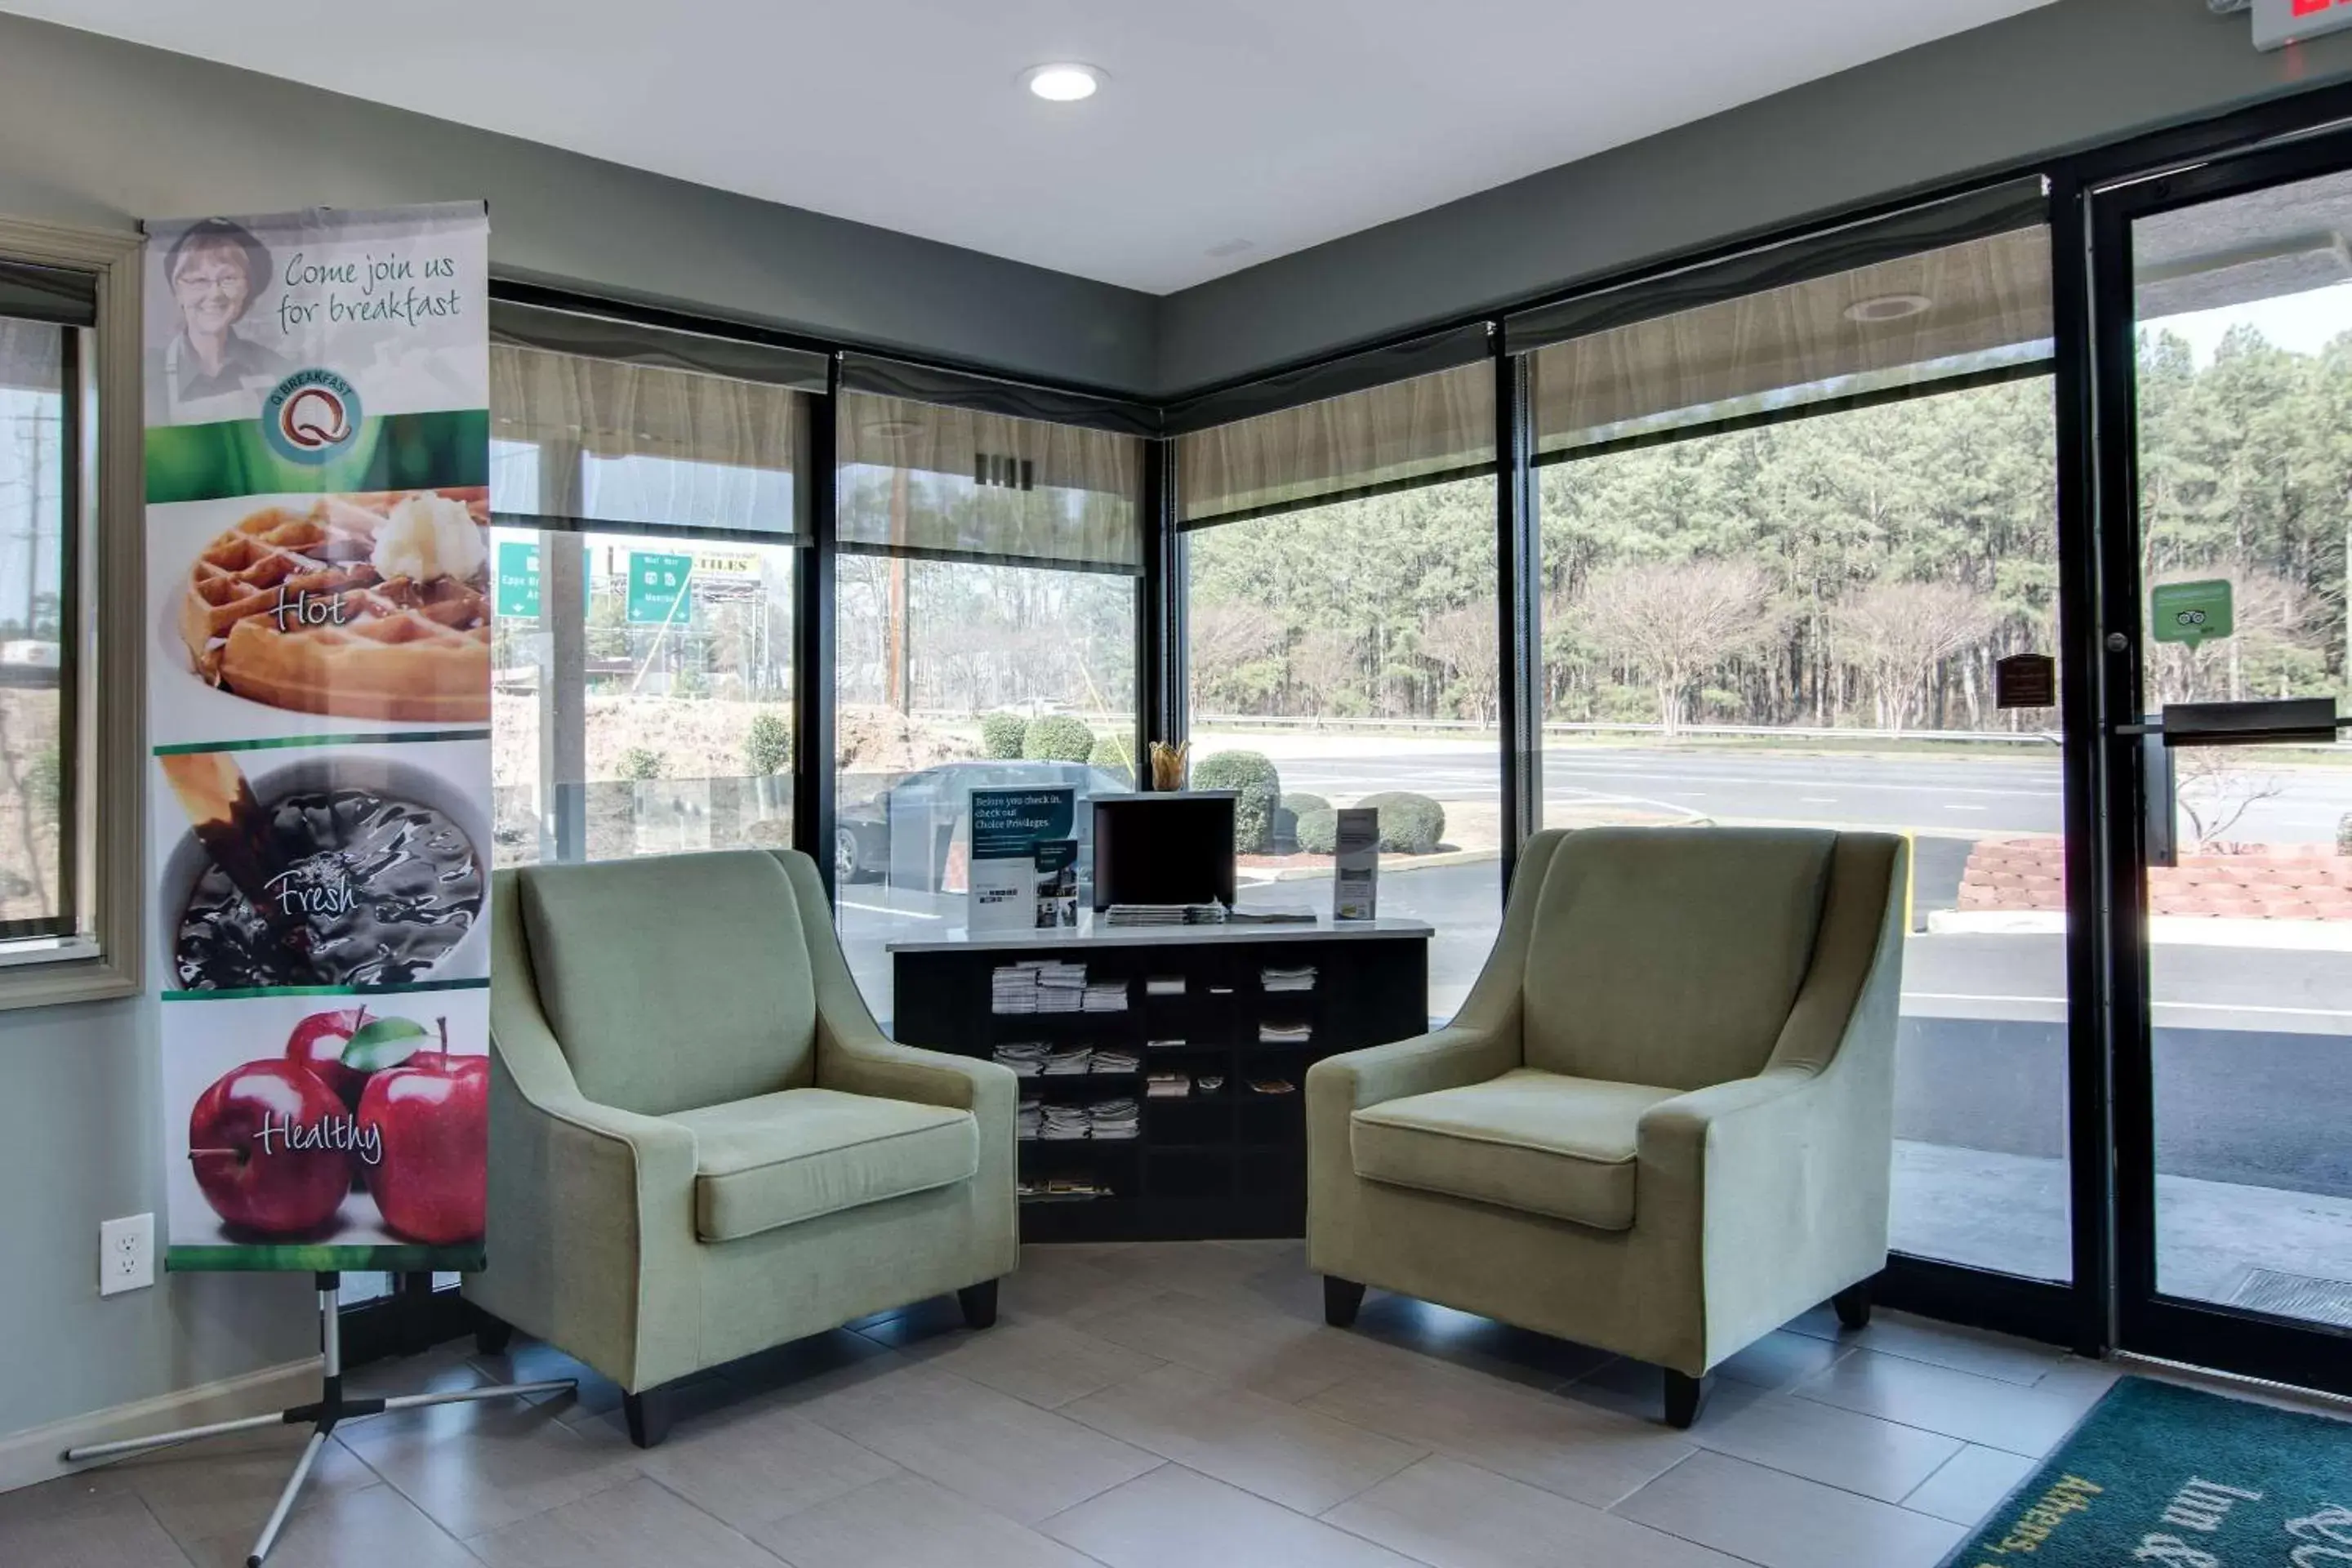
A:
[{"left": 1943, "top": 1376, "right": 2352, "bottom": 1567}]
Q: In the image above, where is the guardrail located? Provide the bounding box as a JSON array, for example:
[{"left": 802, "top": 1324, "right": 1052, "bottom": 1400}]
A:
[{"left": 1188, "top": 714, "right": 2061, "bottom": 746}]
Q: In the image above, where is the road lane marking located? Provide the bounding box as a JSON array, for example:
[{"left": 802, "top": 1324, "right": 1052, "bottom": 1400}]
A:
[
  {"left": 1801, "top": 796, "right": 1838, "bottom": 804},
  {"left": 840, "top": 902, "right": 945, "bottom": 920},
  {"left": 1944, "top": 804, "right": 1989, "bottom": 812}
]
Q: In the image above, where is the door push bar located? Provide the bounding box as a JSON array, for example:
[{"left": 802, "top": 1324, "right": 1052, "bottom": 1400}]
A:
[{"left": 2114, "top": 700, "right": 2346, "bottom": 868}]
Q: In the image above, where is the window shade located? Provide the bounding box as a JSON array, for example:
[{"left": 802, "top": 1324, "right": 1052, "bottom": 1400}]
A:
[
  {"left": 0, "top": 261, "right": 96, "bottom": 328},
  {"left": 488, "top": 304, "right": 813, "bottom": 539},
  {"left": 0, "top": 318, "right": 60, "bottom": 397},
  {"left": 1176, "top": 357, "right": 1495, "bottom": 528},
  {"left": 836, "top": 390, "right": 1143, "bottom": 574},
  {"left": 1528, "top": 222, "right": 2052, "bottom": 459}
]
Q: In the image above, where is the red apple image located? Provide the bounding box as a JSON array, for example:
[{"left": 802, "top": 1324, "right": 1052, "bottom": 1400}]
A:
[
  {"left": 357, "top": 1049, "right": 488, "bottom": 1245},
  {"left": 188, "top": 1060, "right": 351, "bottom": 1236},
  {"left": 284, "top": 1005, "right": 372, "bottom": 1109}
]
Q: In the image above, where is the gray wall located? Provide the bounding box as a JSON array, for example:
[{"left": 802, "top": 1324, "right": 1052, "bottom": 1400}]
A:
[
  {"left": 0, "top": 996, "right": 319, "bottom": 1442},
  {"left": 1156, "top": 0, "right": 2352, "bottom": 394},
  {"left": 0, "top": 12, "right": 1156, "bottom": 393}
]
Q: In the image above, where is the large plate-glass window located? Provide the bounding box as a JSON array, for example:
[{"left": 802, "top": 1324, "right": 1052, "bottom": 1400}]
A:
[
  {"left": 1178, "top": 345, "right": 1499, "bottom": 1018},
  {"left": 0, "top": 272, "right": 78, "bottom": 944},
  {"left": 488, "top": 304, "right": 814, "bottom": 870},
  {"left": 1522, "top": 192, "right": 2068, "bottom": 1279},
  {"left": 834, "top": 372, "right": 1143, "bottom": 1018},
  {"left": 2131, "top": 169, "right": 2352, "bottom": 1325}
]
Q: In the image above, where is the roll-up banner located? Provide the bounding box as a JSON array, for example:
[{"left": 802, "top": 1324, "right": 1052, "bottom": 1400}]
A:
[{"left": 145, "top": 205, "right": 492, "bottom": 1272}]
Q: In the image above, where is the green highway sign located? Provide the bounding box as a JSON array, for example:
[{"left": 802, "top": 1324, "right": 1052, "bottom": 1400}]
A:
[
  {"left": 626, "top": 550, "right": 694, "bottom": 625},
  {"left": 2151, "top": 579, "right": 2233, "bottom": 647},
  {"left": 495, "top": 540, "right": 541, "bottom": 618}
]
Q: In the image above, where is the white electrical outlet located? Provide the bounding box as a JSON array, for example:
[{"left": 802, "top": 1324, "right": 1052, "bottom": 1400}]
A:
[{"left": 99, "top": 1214, "right": 154, "bottom": 1296}]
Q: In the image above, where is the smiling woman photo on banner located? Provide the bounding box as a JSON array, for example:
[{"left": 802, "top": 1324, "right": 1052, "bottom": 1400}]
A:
[{"left": 155, "top": 216, "right": 287, "bottom": 421}]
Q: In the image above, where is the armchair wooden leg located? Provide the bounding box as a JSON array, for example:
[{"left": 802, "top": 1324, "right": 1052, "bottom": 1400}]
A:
[
  {"left": 1832, "top": 1281, "right": 1873, "bottom": 1332},
  {"left": 623, "top": 1387, "right": 674, "bottom": 1450},
  {"left": 472, "top": 1316, "right": 514, "bottom": 1357},
  {"left": 957, "top": 1279, "right": 1000, "bottom": 1330},
  {"left": 1323, "top": 1276, "right": 1365, "bottom": 1329},
  {"left": 1664, "top": 1370, "right": 1712, "bottom": 1430}
]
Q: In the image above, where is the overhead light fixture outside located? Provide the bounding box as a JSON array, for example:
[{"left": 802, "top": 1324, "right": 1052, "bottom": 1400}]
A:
[
  {"left": 861, "top": 419, "right": 925, "bottom": 441},
  {"left": 1845, "top": 294, "right": 1933, "bottom": 324},
  {"left": 1023, "top": 63, "right": 1102, "bottom": 102}
]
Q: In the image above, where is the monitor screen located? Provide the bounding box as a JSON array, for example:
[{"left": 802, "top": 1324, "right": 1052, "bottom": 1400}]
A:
[{"left": 1091, "top": 793, "right": 1237, "bottom": 911}]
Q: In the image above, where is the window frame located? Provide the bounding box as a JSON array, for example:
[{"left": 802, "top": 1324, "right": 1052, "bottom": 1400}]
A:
[{"left": 0, "top": 217, "right": 140, "bottom": 1010}]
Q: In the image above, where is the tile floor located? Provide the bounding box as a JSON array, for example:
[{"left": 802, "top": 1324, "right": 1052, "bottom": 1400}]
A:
[{"left": 0, "top": 1237, "right": 2308, "bottom": 1568}]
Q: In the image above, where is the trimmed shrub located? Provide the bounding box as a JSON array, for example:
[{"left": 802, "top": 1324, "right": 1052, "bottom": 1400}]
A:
[
  {"left": 1022, "top": 714, "right": 1098, "bottom": 763},
  {"left": 617, "top": 746, "right": 666, "bottom": 782},
  {"left": 1274, "top": 791, "right": 1330, "bottom": 849},
  {"left": 1360, "top": 791, "right": 1446, "bottom": 853},
  {"left": 1294, "top": 806, "right": 1339, "bottom": 856},
  {"left": 1192, "top": 750, "right": 1282, "bottom": 853},
  {"left": 2338, "top": 813, "right": 2352, "bottom": 856},
  {"left": 980, "top": 710, "right": 1029, "bottom": 760},
  {"left": 745, "top": 710, "right": 791, "bottom": 776},
  {"left": 1089, "top": 731, "right": 1135, "bottom": 779}
]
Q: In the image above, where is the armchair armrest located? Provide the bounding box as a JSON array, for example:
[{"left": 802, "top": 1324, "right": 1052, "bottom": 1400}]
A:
[
  {"left": 1636, "top": 1064, "right": 1886, "bottom": 1360},
  {"left": 820, "top": 1031, "right": 1019, "bottom": 1120},
  {"left": 1307, "top": 1022, "right": 1520, "bottom": 1116}
]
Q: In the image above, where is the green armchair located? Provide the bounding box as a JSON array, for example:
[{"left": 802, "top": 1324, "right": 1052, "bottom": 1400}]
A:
[
  {"left": 1306, "top": 826, "right": 1907, "bottom": 1428},
  {"left": 463, "top": 848, "right": 1018, "bottom": 1446}
]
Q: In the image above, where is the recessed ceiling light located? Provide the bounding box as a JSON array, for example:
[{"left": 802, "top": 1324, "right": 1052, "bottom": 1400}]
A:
[
  {"left": 861, "top": 419, "right": 925, "bottom": 440},
  {"left": 1844, "top": 294, "right": 1933, "bottom": 323},
  {"left": 1023, "top": 63, "right": 1102, "bottom": 102},
  {"left": 1205, "top": 238, "right": 1256, "bottom": 259}
]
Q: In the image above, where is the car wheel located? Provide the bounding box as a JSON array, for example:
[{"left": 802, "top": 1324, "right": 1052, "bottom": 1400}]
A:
[{"left": 834, "top": 826, "right": 862, "bottom": 883}]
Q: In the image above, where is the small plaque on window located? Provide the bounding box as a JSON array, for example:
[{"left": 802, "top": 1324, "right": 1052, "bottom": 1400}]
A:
[{"left": 1995, "top": 653, "right": 2056, "bottom": 710}]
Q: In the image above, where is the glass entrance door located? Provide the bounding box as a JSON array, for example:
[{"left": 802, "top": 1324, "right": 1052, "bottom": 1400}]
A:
[{"left": 2096, "top": 145, "right": 2352, "bottom": 1392}]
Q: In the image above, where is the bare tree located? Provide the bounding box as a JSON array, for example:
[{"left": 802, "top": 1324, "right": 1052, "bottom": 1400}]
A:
[
  {"left": 1420, "top": 604, "right": 1499, "bottom": 724},
  {"left": 1287, "top": 628, "right": 1359, "bottom": 719},
  {"left": 2175, "top": 746, "right": 2284, "bottom": 852},
  {"left": 1577, "top": 560, "right": 1771, "bottom": 735},
  {"left": 1188, "top": 601, "right": 1285, "bottom": 712},
  {"left": 1832, "top": 581, "right": 1998, "bottom": 732}
]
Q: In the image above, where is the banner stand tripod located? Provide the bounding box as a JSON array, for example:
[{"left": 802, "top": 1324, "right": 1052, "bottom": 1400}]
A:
[{"left": 63, "top": 1273, "right": 574, "bottom": 1566}]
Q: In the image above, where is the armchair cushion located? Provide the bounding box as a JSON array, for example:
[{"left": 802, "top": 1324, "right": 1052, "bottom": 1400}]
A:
[
  {"left": 1521, "top": 827, "right": 1833, "bottom": 1089},
  {"left": 517, "top": 853, "right": 818, "bottom": 1117},
  {"left": 1350, "top": 1068, "right": 1679, "bottom": 1231},
  {"left": 667, "top": 1087, "right": 978, "bottom": 1243}
]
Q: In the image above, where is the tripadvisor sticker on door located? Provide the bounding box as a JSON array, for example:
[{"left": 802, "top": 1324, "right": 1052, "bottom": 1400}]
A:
[{"left": 2151, "top": 579, "right": 2234, "bottom": 647}]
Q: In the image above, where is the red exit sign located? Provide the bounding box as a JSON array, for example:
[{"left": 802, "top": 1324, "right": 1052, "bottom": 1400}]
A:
[{"left": 2256, "top": 0, "right": 2352, "bottom": 50}]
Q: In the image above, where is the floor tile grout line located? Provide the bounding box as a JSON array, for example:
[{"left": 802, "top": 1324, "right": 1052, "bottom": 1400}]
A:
[{"left": 626, "top": 1468, "right": 801, "bottom": 1566}]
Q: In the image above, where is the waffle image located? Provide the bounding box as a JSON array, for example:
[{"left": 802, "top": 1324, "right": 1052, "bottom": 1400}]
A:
[{"left": 177, "top": 489, "right": 491, "bottom": 724}]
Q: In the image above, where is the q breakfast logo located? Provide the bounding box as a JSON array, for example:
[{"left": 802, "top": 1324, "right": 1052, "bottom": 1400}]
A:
[{"left": 261, "top": 368, "right": 363, "bottom": 466}]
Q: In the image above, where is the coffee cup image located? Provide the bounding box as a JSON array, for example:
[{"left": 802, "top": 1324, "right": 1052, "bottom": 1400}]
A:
[{"left": 160, "top": 751, "right": 489, "bottom": 991}]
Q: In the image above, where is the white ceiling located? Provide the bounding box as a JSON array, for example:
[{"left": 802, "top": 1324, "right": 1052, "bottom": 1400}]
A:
[{"left": 6, "top": 0, "right": 2057, "bottom": 293}]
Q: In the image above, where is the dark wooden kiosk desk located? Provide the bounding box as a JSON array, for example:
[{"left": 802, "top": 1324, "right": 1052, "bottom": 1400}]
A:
[{"left": 890, "top": 917, "right": 1432, "bottom": 1241}]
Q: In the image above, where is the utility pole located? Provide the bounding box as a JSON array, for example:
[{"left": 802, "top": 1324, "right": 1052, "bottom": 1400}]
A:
[{"left": 886, "top": 466, "right": 911, "bottom": 714}]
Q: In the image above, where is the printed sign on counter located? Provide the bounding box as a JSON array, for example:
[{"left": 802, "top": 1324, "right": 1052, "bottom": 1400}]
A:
[
  {"left": 145, "top": 204, "right": 492, "bottom": 1274},
  {"left": 969, "top": 786, "right": 1076, "bottom": 935},
  {"left": 1334, "top": 806, "right": 1379, "bottom": 922}
]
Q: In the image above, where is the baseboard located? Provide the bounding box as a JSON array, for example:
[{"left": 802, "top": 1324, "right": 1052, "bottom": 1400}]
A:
[{"left": 0, "top": 1355, "right": 322, "bottom": 1494}]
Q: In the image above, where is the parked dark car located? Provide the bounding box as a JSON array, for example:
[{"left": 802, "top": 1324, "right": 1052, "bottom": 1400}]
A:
[{"left": 835, "top": 760, "right": 1128, "bottom": 889}]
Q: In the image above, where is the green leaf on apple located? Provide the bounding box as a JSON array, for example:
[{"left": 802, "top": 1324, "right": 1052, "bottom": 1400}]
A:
[{"left": 341, "top": 1016, "right": 430, "bottom": 1073}]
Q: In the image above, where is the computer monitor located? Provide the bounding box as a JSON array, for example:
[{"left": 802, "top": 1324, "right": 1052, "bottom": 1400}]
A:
[{"left": 1091, "top": 792, "right": 1237, "bottom": 911}]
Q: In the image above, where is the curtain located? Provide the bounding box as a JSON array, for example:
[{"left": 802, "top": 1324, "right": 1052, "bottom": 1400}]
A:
[
  {"left": 1530, "top": 224, "right": 2052, "bottom": 457},
  {"left": 836, "top": 390, "right": 1143, "bottom": 573},
  {"left": 488, "top": 306, "right": 814, "bottom": 538},
  {"left": 1176, "top": 358, "right": 1494, "bottom": 527}
]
